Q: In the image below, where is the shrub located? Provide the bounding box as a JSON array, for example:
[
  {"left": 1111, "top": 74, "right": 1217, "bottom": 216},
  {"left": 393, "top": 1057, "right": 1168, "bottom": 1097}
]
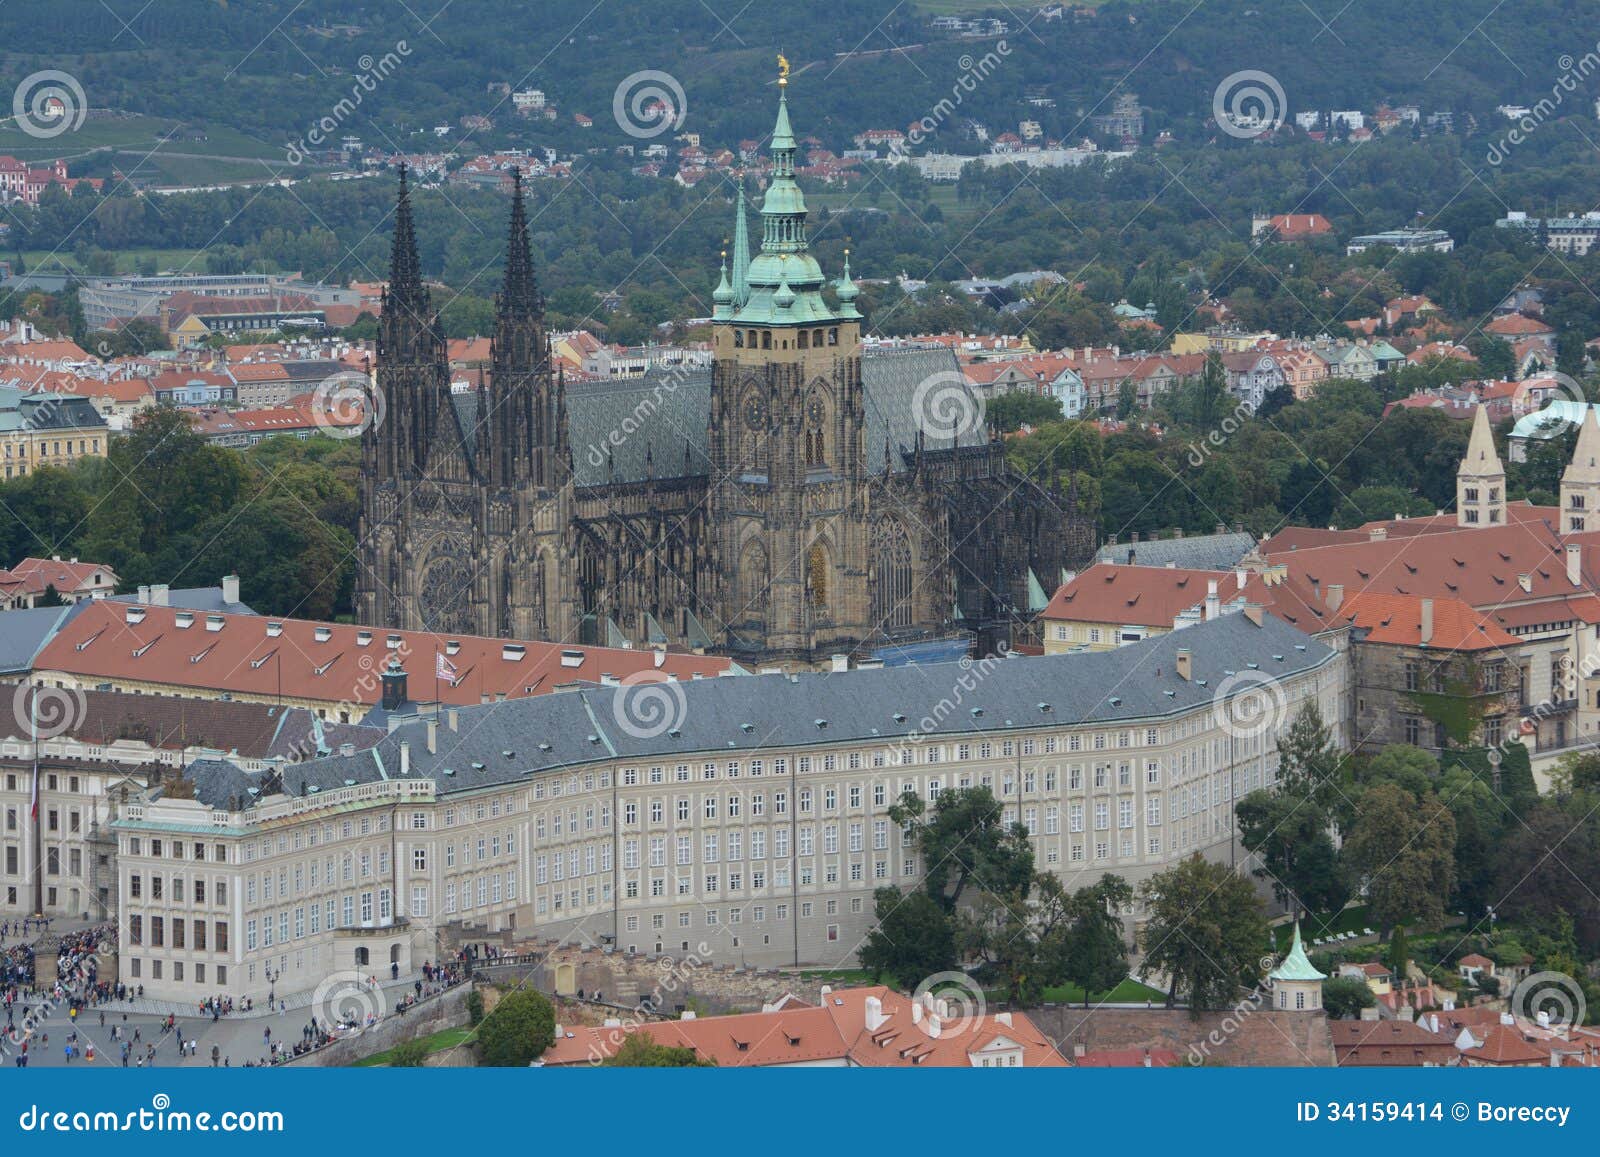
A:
[
  {"left": 475, "top": 988, "right": 555, "bottom": 1067},
  {"left": 466, "top": 989, "right": 485, "bottom": 1026}
]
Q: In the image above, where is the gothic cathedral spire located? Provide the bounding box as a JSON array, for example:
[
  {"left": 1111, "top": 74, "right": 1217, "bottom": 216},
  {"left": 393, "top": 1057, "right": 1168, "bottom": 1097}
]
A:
[{"left": 488, "top": 168, "right": 556, "bottom": 490}]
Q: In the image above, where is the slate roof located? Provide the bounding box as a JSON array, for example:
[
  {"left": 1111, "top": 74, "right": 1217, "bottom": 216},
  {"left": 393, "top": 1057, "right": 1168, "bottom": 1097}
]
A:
[
  {"left": 179, "top": 611, "right": 1334, "bottom": 810},
  {"left": 1, "top": 685, "right": 382, "bottom": 761},
  {"left": 105, "top": 586, "right": 256, "bottom": 615},
  {"left": 1096, "top": 530, "right": 1256, "bottom": 571},
  {"left": 0, "top": 604, "right": 74, "bottom": 675},
  {"left": 457, "top": 345, "right": 984, "bottom": 488}
]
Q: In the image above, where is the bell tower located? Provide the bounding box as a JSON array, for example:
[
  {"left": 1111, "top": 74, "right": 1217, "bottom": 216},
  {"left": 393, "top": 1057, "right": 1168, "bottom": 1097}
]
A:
[
  {"left": 1456, "top": 405, "right": 1505, "bottom": 528},
  {"left": 708, "top": 62, "right": 867, "bottom": 660}
]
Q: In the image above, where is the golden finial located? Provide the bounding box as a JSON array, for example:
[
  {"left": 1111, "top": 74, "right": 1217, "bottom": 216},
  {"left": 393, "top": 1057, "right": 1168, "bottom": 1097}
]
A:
[{"left": 777, "top": 53, "right": 790, "bottom": 86}]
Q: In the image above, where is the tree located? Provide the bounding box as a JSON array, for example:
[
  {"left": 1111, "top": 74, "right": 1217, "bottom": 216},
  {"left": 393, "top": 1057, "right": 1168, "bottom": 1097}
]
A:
[
  {"left": 858, "top": 887, "right": 957, "bottom": 988},
  {"left": 890, "top": 786, "right": 1033, "bottom": 911},
  {"left": 986, "top": 391, "right": 1064, "bottom": 432},
  {"left": 1116, "top": 379, "right": 1139, "bottom": 420},
  {"left": 1236, "top": 789, "right": 1347, "bottom": 918},
  {"left": 1275, "top": 703, "right": 1343, "bottom": 812},
  {"left": 475, "top": 987, "right": 555, "bottom": 1067},
  {"left": 1055, "top": 874, "right": 1133, "bottom": 1006},
  {"left": 389, "top": 1039, "right": 431, "bottom": 1067},
  {"left": 1342, "top": 784, "right": 1457, "bottom": 935},
  {"left": 1321, "top": 976, "right": 1377, "bottom": 1019},
  {"left": 34, "top": 584, "right": 64, "bottom": 608},
  {"left": 602, "top": 1032, "right": 714, "bottom": 1067},
  {"left": 1139, "top": 856, "right": 1269, "bottom": 1016},
  {"left": 1387, "top": 925, "right": 1410, "bottom": 976}
]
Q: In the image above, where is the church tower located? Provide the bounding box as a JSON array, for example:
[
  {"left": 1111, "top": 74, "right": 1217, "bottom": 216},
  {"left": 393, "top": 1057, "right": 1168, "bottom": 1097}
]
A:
[
  {"left": 708, "top": 64, "right": 868, "bottom": 659},
  {"left": 1456, "top": 404, "right": 1505, "bottom": 528},
  {"left": 1561, "top": 406, "right": 1600, "bottom": 534},
  {"left": 357, "top": 165, "right": 451, "bottom": 628}
]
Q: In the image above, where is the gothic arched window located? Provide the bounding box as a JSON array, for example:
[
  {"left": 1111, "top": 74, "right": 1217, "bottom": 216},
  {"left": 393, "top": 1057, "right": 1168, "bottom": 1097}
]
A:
[{"left": 871, "top": 518, "right": 914, "bottom": 631}]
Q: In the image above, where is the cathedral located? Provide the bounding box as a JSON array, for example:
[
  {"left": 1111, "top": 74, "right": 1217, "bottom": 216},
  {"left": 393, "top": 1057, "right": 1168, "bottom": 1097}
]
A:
[{"left": 356, "top": 75, "right": 1095, "bottom": 663}]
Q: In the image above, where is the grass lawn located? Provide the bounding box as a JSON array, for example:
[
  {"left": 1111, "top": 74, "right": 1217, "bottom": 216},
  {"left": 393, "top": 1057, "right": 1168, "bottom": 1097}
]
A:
[
  {"left": 352, "top": 1026, "right": 476, "bottom": 1067},
  {"left": 795, "top": 967, "right": 877, "bottom": 986},
  {"left": 1293, "top": 904, "right": 1372, "bottom": 944},
  {"left": 1032, "top": 977, "right": 1168, "bottom": 1005}
]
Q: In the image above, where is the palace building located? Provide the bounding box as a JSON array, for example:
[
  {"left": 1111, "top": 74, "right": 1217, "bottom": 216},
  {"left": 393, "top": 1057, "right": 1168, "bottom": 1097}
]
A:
[
  {"left": 356, "top": 75, "right": 1094, "bottom": 663},
  {"left": 111, "top": 611, "right": 1346, "bottom": 1003}
]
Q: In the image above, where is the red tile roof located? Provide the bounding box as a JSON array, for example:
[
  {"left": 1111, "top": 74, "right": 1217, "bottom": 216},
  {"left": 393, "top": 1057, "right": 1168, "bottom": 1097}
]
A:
[
  {"left": 1484, "top": 313, "right": 1554, "bottom": 336},
  {"left": 1339, "top": 592, "right": 1519, "bottom": 650},
  {"left": 34, "top": 600, "right": 733, "bottom": 711},
  {"left": 541, "top": 985, "right": 1065, "bottom": 1068},
  {"left": 1329, "top": 1019, "right": 1458, "bottom": 1066}
]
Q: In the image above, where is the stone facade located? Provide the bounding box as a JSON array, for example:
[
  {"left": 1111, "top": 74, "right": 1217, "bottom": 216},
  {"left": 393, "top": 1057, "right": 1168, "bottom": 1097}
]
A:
[{"left": 356, "top": 83, "right": 1093, "bottom": 665}]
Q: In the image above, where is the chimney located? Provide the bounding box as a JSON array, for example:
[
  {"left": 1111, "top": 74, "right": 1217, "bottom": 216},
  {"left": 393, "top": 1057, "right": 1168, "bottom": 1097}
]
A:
[
  {"left": 1236, "top": 567, "right": 1247, "bottom": 591},
  {"left": 1073, "top": 1044, "right": 1086, "bottom": 1058},
  {"left": 830, "top": 654, "right": 848, "bottom": 673},
  {"left": 911, "top": 1002, "right": 923, "bottom": 1025},
  {"left": 1368, "top": 527, "right": 1387, "bottom": 542},
  {"left": 221, "top": 574, "right": 240, "bottom": 605},
  {"left": 1326, "top": 583, "right": 1344, "bottom": 612},
  {"left": 864, "top": 995, "right": 884, "bottom": 1032},
  {"left": 150, "top": 584, "right": 169, "bottom": 607},
  {"left": 447, "top": 708, "right": 459, "bottom": 732},
  {"left": 399, "top": 740, "right": 411, "bottom": 776},
  {"left": 1175, "top": 648, "right": 1192, "bottom": 681},
  {"left": 927, "top": 1014, "right": 943, "bottom": 1039},
  {"left": 1419, "top": 598, "right": 1434, "bottom": 646},
  {"left": 1567, "top": 543, "right": 1583, "bottom": 587},
  {"left": 136, "top": 584, "right": 150, "bottom": 604},
  {"left": 994, "top": 1011, "right": 1012, "bottom": 1028},
  {"left": 426, "top": 718, "right": 438, "bottom": 755},
  {"left": 1205, "top": 579, "right": 1220, "bottom": 621}
]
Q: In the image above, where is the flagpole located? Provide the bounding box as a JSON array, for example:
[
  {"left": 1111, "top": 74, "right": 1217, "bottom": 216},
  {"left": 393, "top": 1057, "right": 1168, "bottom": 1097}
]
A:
[{"left": 30, "top": 687, "right": 42, "bottom": 918}]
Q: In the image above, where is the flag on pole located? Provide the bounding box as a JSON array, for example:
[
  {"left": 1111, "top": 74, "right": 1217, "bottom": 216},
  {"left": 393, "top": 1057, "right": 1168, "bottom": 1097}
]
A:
[{"left": 436, "top": 653, "right": 459, "bottom": 683}]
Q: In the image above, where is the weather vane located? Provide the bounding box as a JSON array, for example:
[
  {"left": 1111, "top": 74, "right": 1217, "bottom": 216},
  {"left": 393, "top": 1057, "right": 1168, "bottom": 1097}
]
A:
[{"left": 777, "top": 53, "right": 790, "bottom": 86}]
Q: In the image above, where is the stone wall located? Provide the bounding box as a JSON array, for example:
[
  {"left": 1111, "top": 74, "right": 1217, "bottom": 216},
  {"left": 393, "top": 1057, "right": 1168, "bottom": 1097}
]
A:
[
  {"left": 283, "top": 983, "right": 473, "bottom": 1068},
  {"left": 474, "top": 942, "right": 801, "bottom": 1015},
  {"left": 1031, "top": 1005, "right": 1336, "bottom": 1067}
]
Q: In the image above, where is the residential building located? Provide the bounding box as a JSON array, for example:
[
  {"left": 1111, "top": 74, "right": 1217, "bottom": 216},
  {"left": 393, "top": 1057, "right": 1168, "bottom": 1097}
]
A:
[
  {"left": 1346, "top": 228, "right": 1454, "bottom": 255},
  {"left": 542, "top": 985, "right": 1066, "bottom": 1067},
  {"left": 0, "top": 387, "right": 110, "bottom": 480},
  {"left": 1496, "top": 211, "right": 1600, "bottom": 256},
  {"left": 1038, "top": 562, "right": 1329, "bottom": 652},
  {"left": 0, "top": 557, "right": 118, "bottom": 607}
]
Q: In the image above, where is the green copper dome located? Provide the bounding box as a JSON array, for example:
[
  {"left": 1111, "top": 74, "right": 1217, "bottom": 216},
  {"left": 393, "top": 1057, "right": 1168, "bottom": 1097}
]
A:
[
  {"left": 725, "top": 76, "right": 853, "bottom": 328},
  {"left": 1268, "top": 922, "right": 1327, "bottom": 983}
]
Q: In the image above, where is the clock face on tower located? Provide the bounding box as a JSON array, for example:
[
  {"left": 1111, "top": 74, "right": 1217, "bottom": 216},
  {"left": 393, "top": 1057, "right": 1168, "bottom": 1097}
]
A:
[
  {"left": 743, "top": 395, "right": 768, "bottom": 430},
  {"left": 806, "top": 397, "right": 826, "bottom": 427}
]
